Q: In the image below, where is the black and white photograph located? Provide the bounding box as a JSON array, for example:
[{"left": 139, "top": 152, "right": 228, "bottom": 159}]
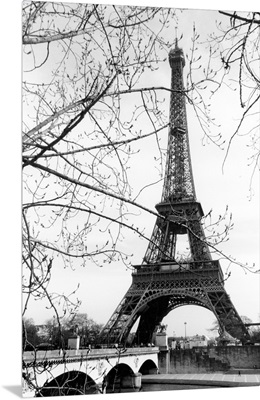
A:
[{"left": 1, "top": 0, "right": 260, "bottom": 398}]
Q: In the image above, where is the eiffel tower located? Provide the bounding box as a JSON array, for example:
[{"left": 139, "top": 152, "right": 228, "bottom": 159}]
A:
[{"left": 99, "top": 39, "right": 250, "bottom": 346}]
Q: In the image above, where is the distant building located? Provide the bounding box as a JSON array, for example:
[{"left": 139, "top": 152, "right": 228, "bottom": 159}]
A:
[
  {"left": 188, "top": 335, "right": 209, "bottom": 348},
  {"left": 168, "top": 334, "right": 213, "bottom": 349}
]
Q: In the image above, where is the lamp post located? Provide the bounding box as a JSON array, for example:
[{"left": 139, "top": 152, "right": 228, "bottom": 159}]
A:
[
  {"left": 184, "top": 322, "right": 187, "bottom": 340},
  {"left": 51, "top": 315, "right": 55, "bottom": 349}
]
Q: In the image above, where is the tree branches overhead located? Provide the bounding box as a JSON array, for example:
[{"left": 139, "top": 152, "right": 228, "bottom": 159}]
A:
[
  {"left": 22, "top": 1, "right": 177, "bottom": 320},
  {"left": 22, "top": 3, "right": 259, "bottom": 326}
]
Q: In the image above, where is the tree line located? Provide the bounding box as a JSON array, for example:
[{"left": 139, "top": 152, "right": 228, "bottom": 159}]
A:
[{"left": 23, "top": 313, "right": 103, "bottom": 351}]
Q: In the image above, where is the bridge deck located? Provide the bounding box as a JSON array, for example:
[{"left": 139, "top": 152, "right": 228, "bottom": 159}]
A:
[{"left": 23, "top": 346, "right": 159, "bottom": 363}]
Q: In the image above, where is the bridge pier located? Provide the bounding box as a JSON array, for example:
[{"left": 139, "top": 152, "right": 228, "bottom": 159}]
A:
[
  {"left": 158, "top": 349, "right": 170, "bottom": 374},
  {"left": 121, "top": 372, "right": 142, "bottom": 390}
]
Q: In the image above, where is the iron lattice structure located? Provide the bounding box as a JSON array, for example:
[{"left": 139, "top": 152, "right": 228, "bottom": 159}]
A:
[{"left": 99, "top": 41, "right": 250, "bottom": 346}]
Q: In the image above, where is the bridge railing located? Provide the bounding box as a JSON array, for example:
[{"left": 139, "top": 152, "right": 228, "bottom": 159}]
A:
[{"left": 23, "top": 346, "right": 160, "bottom": 362}]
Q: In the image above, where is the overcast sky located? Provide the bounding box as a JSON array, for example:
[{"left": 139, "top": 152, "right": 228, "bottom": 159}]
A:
[
  {"left": 0, "top": 1, "right": 259, "bottom": 400},
  {"left": 20, "top": 1, "right": 259, "bottom": 340}
]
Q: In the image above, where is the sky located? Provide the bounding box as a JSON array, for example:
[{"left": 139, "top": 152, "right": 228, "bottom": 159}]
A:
[
  {"left": 0, "top": 1, "right": 259, "bottom": 400},
  {"left": 21, "top": 1, "right": 260, "bottom": 340}
]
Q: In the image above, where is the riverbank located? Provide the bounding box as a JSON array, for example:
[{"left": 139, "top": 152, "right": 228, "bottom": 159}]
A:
[{"left": 142, "top": 372, "right": 260, "bottom": 388}]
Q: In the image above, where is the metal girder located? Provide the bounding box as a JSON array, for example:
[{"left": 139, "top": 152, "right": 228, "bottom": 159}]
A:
[
  {"left": 98, "top": 43, "right": 250, "bottom": 346},
  {"left": 161, "top": 46, "right": 195, "bottom": 203},
  {"left": 99, "top": 261, "right": 250, "bottom": 344},
  {"left": 206, "top": 291, "right": 250, "bottom": 341}
]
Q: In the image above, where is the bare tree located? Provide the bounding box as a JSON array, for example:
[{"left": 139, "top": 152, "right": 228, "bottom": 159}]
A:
[
  {"left": 23, "top": 2, "right": 259, "bottom": 346},
  {"left": 186, "top": 11, "right": 259, "bottom": 182},
  {"left": 208, "top": 315, "right": 259, "bottom": 340},
  {"left": 22, "top": 3, "right": 259, "bottom": 334},
  {"left": 22, "top": 1, "right": 178, "bottom": 330},
  {"left": 22, "top": 3, "right": 259, "bottom": 396}
]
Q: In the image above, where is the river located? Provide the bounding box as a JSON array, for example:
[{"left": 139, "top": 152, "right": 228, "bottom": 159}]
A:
[{"left": 141, "top": 382, "right": 213, "bottom": 391}]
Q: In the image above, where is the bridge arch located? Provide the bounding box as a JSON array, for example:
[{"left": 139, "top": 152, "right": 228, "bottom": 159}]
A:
[
  {"left": 105, "top": 362, "right": 134, "bottom": 393},
  {"left": 23, "top": 348, "right": 159, "bottom": 397},
  {"left": 139, "top": 359, "right": 158, "bottom": 375},
  {"left": 36, "top": 371, "right": 97, "bottom": 397}
]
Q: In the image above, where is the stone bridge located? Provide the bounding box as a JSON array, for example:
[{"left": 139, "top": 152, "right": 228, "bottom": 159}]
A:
[{"left": 22, "top": 347, "right": 159, "bottom": 397}]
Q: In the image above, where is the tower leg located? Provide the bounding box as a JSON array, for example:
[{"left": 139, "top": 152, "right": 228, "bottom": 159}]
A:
[{"left": 99, "top": 264, "right": 250, "bottom": 345}]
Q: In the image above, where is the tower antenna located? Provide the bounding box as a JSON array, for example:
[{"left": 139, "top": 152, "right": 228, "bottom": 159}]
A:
[{"left": 175, "top": 26, "right": 178, "bottom": 48}]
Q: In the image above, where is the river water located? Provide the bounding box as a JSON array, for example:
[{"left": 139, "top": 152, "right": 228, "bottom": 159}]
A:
[
  {"left": 141, "top": 383, "right": 213, "bottom": 391},
  {"left": 112, "top": 383, "right": 213, "bottom": 393}
]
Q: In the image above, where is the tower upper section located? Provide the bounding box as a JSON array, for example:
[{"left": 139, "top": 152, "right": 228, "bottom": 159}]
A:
[
  {"left": 168, "top": 41, "right": 186, "bottom": 131},
  {"left": 169, "top": 40, "right": 186, "bottom": 68},
  {"left": 160, "top": 40, "right": 196, "bottom": 203}
]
